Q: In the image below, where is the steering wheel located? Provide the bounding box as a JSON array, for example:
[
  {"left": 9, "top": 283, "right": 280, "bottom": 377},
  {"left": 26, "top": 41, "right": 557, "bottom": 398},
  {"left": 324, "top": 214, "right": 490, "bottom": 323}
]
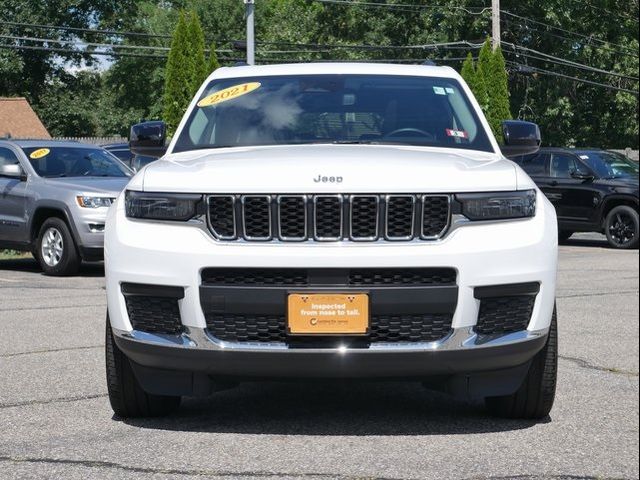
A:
[{"left": 383, "top": 128, "right": 435, "bottom": 140}]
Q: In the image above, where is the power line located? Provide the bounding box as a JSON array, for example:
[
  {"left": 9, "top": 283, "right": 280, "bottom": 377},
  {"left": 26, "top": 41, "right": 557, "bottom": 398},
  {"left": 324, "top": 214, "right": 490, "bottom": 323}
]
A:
[
  {"left": 0, "top": 33, "right": 233, "bottom": 54},
  {"left": 501, "top": 17, "right": 638, "bottom": 59},
  {"left": 507, "top": 61, "right": 639, "bottom": 95},
  {"left": 562, "top": 0, "right": 639, "bottom": 24},
  {"left": 501, "top": 10, "right": 639, "bottom": 54},
  {"left": 501, "top": 41, "right": 639, "bottom": 81},
  {"left": 0, "top": 20, "right": 173, "bottom": 40},
  {"left": 312, "top": 0, "right": 491, "bottom": 15}
]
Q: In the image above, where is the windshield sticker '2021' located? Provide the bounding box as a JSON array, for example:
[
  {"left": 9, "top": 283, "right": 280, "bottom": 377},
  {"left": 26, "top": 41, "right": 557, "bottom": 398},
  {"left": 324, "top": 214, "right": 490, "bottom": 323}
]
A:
[
  {"left": 197, "top": 82, "right": 261, "bottom": 107},
  {"left": 29, "top": 148, "right": 50, "bottom": 159}
]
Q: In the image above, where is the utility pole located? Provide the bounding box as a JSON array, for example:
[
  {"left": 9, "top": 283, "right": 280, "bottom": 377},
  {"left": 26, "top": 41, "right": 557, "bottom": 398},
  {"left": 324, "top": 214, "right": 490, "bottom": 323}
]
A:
[
  {"left": 244, "top": 0, "right": 255, "bottom": 65},
  {"left": 491, "top": 0, "right": 500, "bottom": 50}
]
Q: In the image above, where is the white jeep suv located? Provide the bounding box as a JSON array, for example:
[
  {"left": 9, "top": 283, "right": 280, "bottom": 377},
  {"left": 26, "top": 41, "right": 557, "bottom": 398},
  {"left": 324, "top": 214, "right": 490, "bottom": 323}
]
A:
[{"left": 105, "top": 63, "right": 558, "bottom": 419}]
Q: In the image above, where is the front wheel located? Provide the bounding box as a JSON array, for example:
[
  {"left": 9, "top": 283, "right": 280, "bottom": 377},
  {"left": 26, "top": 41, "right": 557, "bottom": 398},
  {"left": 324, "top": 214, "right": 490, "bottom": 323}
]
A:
[
  {"left": 106, "top": 315, "right": 181, "bottom": 418},
  {"left": 605, "top": 206, "right": 639, "bottom": 249},
  {"left": 485, "top": 306, "right": 557, "bottom": 419},
  {"left": 35, "top": 217, "right": 80, "bottom": 276}
]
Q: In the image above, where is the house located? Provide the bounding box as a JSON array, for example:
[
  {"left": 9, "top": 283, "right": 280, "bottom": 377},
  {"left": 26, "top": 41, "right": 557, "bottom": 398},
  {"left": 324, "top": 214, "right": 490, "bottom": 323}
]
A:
[{"left": 0, "top": 97, "right": 50, "bottom": 139}]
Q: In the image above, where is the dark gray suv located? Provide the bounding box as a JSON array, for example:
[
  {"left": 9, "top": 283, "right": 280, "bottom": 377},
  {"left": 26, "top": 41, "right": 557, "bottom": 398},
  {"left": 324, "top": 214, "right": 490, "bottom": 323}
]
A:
[{"left": 0, "top": 140, "right": 132, "bottom": 275}]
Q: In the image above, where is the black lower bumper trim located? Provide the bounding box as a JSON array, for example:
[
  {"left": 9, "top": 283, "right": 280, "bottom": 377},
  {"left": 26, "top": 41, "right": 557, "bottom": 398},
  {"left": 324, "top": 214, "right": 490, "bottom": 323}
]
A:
[{"left": 114, "top": 332, "right": 547, "bottom": 380}]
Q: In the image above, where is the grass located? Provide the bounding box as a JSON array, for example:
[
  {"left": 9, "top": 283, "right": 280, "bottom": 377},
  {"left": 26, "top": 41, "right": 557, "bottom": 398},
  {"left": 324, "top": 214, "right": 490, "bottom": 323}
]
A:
[{"left": 0, "top": 249, "right": 32, "bottom": 260}]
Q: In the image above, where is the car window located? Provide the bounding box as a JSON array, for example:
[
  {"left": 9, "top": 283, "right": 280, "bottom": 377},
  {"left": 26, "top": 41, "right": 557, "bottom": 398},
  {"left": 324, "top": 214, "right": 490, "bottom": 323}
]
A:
[
  {"left": 110, "top": 150, "right": 133, "bottom": 163},
  {"left": 22, "top": 146, "right": 132, "bottom": 178},
  {"left": 576, "top": 151, "right": 639, "bottom": 179},
  {"left": 517, "top": 153, "right": 548, "bottom": 176},
  {"left": 550, "top": 154, "right": 578, "bottom": 178},
  {"left": 0, "top": 147, "right": 20, "bottom": 168},
  {"left": 173, "top": 74, "right": 494, "bottom": 154}
]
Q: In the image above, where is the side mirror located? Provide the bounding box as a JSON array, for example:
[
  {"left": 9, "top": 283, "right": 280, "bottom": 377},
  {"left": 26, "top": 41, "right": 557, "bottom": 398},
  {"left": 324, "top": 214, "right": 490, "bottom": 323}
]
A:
[
  {"left": 501, "top": 120, "right": 541, "bottom": 158},
  {"left": 0, "top": 163, "right": 25, "bottom": 180},
  {"left": 129, "top": 121, "right": 167, "bottom": 158},
  {"left": 571, "top": 170, "right": 594, "bottom": 181}
]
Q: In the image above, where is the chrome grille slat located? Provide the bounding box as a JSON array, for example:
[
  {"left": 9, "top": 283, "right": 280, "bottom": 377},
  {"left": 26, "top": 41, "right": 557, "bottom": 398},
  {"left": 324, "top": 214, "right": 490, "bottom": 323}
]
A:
[{"left": 207, "top": 194, "right": 450, "bottom": 242}]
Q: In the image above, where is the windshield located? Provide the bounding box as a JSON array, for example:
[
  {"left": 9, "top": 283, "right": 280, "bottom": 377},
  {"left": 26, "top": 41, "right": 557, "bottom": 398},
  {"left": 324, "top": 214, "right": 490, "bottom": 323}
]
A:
[
  {"left": 22, "top": 146, "right": 132, "bottom": 178},
  {"left": 575, "top": 151, "right": 639, "bottom": 179},
  {"left": 173, "top": 74, "right": 494, "bottom": 153}
]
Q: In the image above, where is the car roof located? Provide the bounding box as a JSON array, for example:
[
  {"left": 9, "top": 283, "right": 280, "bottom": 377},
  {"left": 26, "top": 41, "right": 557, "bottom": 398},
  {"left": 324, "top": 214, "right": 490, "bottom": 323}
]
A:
[
  {"left": 101, "top": 143, "right": 129, "bottom": 149},
  {"left": 539, "top": 147, "right": 604, "bottom": 154},
  {"left": 0, "top": 139, "right": 105, "bottom": 149},
  {"left": 209, "top": 62, "right": 460, "bottom": 82}
]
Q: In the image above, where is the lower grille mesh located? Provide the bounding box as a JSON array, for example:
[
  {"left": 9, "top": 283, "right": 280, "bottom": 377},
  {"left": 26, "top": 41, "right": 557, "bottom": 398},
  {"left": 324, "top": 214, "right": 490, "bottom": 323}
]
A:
[
  {"left": 125, "top": 296, "right": 183, "bottom": 334},
  {"left": 475, "top": 296, "right": 535, "bottom": 335},
  {"left": 205, "top": 313, "right": 453, "bottom": 344}
]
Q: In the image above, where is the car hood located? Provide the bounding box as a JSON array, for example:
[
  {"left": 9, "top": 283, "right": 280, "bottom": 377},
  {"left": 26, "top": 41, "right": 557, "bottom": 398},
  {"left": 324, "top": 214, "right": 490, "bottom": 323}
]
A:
[
  {"left": 43, "top": 177, "right": 131, "bottom": 196},
  {"left": 140, "top": 145, "right": 523, "bottom": 193}
]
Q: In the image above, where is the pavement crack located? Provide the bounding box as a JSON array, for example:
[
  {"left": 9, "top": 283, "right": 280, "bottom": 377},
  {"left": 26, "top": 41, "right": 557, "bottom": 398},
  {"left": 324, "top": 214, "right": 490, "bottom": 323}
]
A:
[
  {"left": 0, "top": 345, "right": 102, "bottom": 358},
  {"left": 557, "top": 290, "right": 638, "bottom": 299},
  {"left": 0, "top": 303, "right": 106, "bottom": 312},
  {"left": 560, "top": 355, "right": 639, "bottom": 377},
  {"left": 0, "top": 455, "right": 398, "bottom": 479},
  {"left": 0, "top": 393, "right": 108, "bottom": 409},
  {"left": 467, "top": 475, "right": 629, "bottom": 480}
]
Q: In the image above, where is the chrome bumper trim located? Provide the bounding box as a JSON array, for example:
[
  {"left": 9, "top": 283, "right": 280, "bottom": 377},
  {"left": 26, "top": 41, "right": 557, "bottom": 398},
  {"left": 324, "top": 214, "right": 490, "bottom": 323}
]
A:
[{"left": 112, "top": 326, "right": 549, "bottom": 354}]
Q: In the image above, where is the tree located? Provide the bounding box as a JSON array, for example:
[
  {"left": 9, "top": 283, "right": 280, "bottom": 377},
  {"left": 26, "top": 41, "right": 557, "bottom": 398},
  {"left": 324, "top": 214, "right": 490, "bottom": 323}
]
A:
[
  {"left": 207, "top": 43, "right": 220, "bottom": 76},
  {"left": 475, "top": 39, "right": 511, "bottom": 141},
  {"left": 187, "top": 11, "right": 208, "bottom": 93},
  {"left": 163, "top": 11, "right": 193, "bottom": 135},
  {"left": 487, "top": 45, "right": 512, "bottom": 141},
  {"left": 460, "top": 52, "right": 489, "bottom": 114}
]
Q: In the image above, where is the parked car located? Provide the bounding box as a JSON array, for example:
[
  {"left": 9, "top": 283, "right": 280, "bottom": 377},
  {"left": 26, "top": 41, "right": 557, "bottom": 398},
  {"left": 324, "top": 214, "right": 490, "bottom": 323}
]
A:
[
  {"left": 105, "top": 63, "right": 558, "bottom": 420},
  {"left": 102, "top": 142, "right": 133, "bottom": 165},
  {"left": 513, "top": 147, "right": 639, "bottom": 249},
  {"left": 103, "top": 143, "right": 159, "bottom": 172},
  {"left": 0, "top": 140, "right": 132, "bottom": 275}
]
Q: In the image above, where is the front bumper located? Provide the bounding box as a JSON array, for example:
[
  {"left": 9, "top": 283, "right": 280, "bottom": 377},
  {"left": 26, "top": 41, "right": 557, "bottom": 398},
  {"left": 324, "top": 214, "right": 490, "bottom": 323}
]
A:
[{"left": 105, "top": 189, "right": 557, "bottom": 387}]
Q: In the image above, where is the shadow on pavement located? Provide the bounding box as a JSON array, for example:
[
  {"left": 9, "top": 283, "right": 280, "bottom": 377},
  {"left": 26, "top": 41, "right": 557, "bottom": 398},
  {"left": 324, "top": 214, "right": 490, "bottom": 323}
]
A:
[
  {"left": 122, "top": 381, "right": 545, "bottom": 435},
  {"left": 0, "top": 257, "right": 104, "bottom": 277}
]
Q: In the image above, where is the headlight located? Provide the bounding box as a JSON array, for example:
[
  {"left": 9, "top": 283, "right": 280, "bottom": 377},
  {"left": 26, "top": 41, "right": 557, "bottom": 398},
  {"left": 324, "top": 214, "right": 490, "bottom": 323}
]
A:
[
  {"left": 456, "top": 189, "right": 536, "bottom": 220},
  {"left": 76, "top": 196, "right": 115, "bottom": 208},
  {"left": 125, "top": 190, "right": 202, "bottom": 221}
]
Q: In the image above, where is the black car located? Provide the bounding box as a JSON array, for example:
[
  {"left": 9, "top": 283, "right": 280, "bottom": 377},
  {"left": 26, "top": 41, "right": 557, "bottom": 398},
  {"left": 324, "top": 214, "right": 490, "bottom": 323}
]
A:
[
  {"left": 102, "top": 143, "right": 157, "bottom": 172},
  {"left": 514, "top": 148, "right": 639, "bottom": 249}
]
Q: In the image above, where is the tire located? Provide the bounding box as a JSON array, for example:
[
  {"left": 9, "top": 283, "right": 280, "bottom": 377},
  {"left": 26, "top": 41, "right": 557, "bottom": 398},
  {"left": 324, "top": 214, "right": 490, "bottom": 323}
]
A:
[
  {"left": 34, "top": 217, "right": 80, "bottom": 276},
  {"left": 558, "top": 230, "right": 573, "bottom": 243},
  {"left": 105, "top": 315, "right": 181, "bottom": 418},
  {"left": 485, "top": 306, "right": 558, "bottom": 419},
  {"left": 605, "top": 206, "right": 639, "bottom": 250}
]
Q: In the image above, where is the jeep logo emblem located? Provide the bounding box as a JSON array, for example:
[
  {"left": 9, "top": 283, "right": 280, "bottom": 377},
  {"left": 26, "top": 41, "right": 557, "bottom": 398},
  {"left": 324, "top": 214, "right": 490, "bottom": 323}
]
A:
[{"left": 313, "top": 175, "right": 343, "bottom": 183}]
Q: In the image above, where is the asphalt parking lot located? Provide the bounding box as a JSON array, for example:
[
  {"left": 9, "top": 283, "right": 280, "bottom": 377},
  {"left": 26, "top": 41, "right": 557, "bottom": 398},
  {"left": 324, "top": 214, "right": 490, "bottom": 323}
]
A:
[{"left": 0, "top": 233, "right": 638, "bottom": 480}]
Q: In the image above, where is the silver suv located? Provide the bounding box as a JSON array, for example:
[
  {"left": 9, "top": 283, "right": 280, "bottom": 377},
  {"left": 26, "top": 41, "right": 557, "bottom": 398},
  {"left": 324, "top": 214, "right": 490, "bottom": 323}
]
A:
[{"left": 0, "top": 140, "right": 132, "bottom": 275}]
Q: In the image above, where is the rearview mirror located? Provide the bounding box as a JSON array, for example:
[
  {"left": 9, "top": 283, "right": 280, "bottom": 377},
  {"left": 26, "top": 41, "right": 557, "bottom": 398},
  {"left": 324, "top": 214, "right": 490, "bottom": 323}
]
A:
[
  {"left": 0, "top": 163, "right": 25, "bottom": 180},
  {"left": 130, "top": 121, "right": 167, "bottom": 158},
  {"left": 501, "top": 120, "right": 541, "bottom": 158}
]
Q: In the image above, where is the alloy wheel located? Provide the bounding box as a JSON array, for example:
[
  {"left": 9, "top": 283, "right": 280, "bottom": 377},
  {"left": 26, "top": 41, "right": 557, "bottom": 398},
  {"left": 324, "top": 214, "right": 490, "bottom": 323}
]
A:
[
  {"left": 609, "top": 212, "right": 636, "bottom": 246},
  {"left": 41, "top": 227, "right": 64, "bottom": 267}
]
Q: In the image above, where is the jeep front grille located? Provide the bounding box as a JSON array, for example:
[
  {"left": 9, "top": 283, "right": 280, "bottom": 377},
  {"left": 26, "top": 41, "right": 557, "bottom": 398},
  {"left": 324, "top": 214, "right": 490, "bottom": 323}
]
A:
[{"left": 206, "top": 194, "right": 451, "bottom": 242}]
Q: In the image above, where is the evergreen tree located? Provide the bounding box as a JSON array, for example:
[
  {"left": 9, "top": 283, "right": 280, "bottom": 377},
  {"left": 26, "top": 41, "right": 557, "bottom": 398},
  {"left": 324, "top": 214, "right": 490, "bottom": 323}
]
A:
[
  {"left": 477, "top": 38, "right": 512, "bottom": 141},
  {"left": 187, "top": 11, "right": 208, "bottom": 93},
  {"left": 163, "top": 11, "right": 192, "bottom": 135},
  {"left": 460, "top": 52, "right": 489, "bottom": 114},
  {"left": 487, "top": 45, "right": 512, "bottom": 142},
  {"left": 207, "top": 43, "right": 220, "bottom": 76}
]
